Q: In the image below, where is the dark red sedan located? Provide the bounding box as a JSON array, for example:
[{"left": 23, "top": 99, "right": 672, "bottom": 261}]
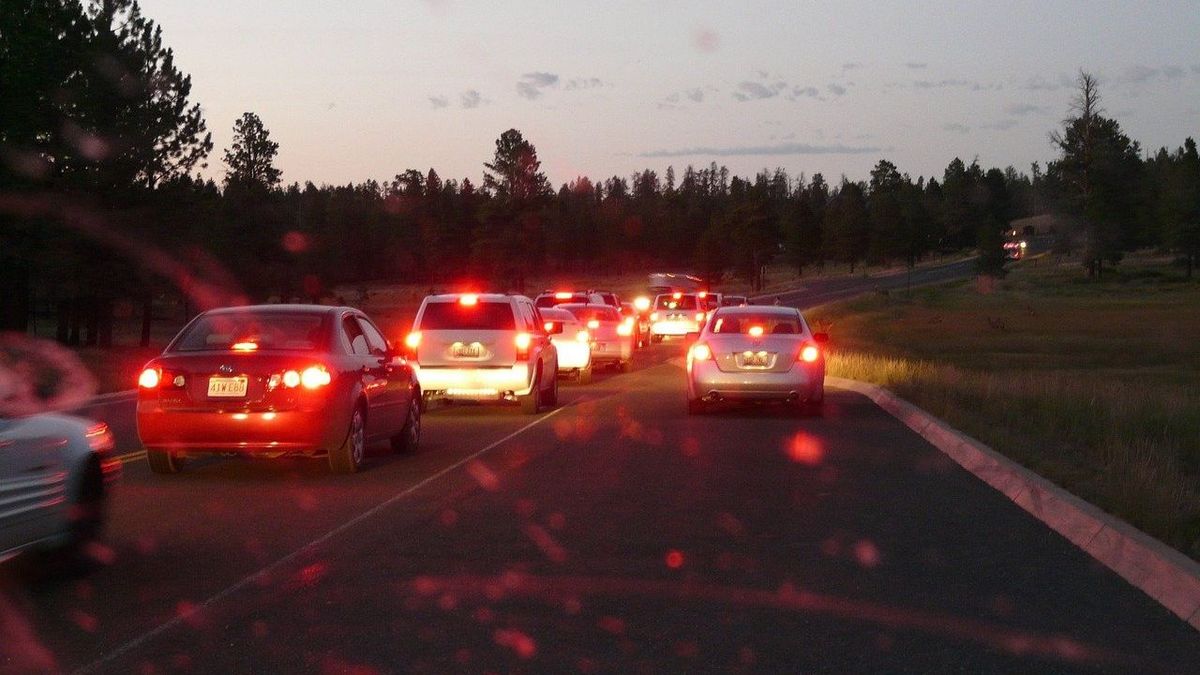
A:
[{"left": 136, "top": 305, "right": 421, "bottom": 474}]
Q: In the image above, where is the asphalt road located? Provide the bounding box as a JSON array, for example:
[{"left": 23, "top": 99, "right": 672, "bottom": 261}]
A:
[{"left": 4, "top": 259, "right": 1198, "bottom": 673}]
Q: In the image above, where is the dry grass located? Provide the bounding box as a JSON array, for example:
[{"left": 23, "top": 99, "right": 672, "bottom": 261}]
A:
[{"left": 810, "top": 256, "right": 1200, "bottom": 559}]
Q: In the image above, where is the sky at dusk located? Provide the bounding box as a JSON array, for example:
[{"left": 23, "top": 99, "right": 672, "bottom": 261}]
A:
[{"left": 140, "top": 0, "right": 1200, "bottom": 188}]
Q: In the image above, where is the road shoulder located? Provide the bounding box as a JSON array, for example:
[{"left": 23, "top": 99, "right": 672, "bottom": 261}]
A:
[{"left": 826, "top": 376, "right": 1200, "bottom": 631}]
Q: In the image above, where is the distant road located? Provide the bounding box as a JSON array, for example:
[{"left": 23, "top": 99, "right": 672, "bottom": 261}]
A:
[{"left": 752, "top": 256, "right": 978, "bottom": 309}]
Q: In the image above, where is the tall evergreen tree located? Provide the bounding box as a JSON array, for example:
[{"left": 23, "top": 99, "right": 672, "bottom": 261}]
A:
[{"left": 223, "top": 112, "right": 281, "bottom": 191}]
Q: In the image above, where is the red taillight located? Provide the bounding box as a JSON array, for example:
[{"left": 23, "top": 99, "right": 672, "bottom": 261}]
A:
[
  {"left": 300, "top": 365, "right": 332, "bottom": 389},
  {"left": 695, "top": 312, "right": 706, "bottom": 322},
  {"left": 232, "top": 341, "right": 258, "bottom": 351},
  {"left": 138, "top": 367, "right": 160, "bottom": 389},
  {"left": 650, "top": 312, "right": 659, "bottom": 322},
  {"left": 799, "top": 344, "right": 820, "bottom": 363},
  {"left": 587, "top": 319, "right": 600, "bottom": 329},
  {"left": 690, "top": 343, "right": 712, "bottom": 361},
  {"left": 555, "top": 292, "right": 572, "bottom": 299},
  {"left": 282, "top": 370, "right": 302, "bottom": 388},
  {"left": 515, "top": 332, "right": 532, "bottom": 360},
  {"left": 748, "top": 325, "right": 764, "bottom": 337},
  {"left": 616, "top": 322, "right": 633, "bottom": 336},
  {"left": 404, "top": 331, "right": 421, "bottom": 359},
  {"left": 576, "top": 330, "right": 590, "bottom": 342},
  {"left": 459, "top": 294, "right": 478, "bottom": 306}
]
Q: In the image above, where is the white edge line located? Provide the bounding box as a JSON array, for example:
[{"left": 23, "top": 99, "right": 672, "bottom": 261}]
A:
[{"left": 74, "top": 405, "right": 568, "bottom": 674}]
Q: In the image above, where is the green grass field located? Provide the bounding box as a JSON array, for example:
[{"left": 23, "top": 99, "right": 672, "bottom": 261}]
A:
[{"left": 809, "top": 254, "right": 1200, "bottom": 559}]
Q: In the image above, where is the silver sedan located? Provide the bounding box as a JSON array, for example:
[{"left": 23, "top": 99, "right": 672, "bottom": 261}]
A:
[{"left": 685, "top": 306, "right": 827, "bottom": 415}]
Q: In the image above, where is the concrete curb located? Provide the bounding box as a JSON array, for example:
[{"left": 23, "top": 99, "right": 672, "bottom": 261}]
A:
[{"left": 826, "top": 375, "right": 1200, "bottom": 631}]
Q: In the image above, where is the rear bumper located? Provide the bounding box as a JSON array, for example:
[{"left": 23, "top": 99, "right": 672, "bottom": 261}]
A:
[
  {"left": 591, "top": 339, "right": 632, "bottom": 363},
  {"left": 136, "top": 402, "right": 347, "bottom": 454},
  {"left": 414, "top": 363, "right": 534, "bottom": 400},
  {"left": 651, "top": 319, "right": 699, "bottom": 336},
  {"left": 687, "top": 361, "right": 824, "bottom": 401}
]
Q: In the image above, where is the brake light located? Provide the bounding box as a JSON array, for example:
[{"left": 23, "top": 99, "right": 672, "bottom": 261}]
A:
[
  {"left": 690, "top": 343, "right": 712, "bottom": 361},
  {"left": 617, "top": 322, "right": 633, "bottom": 336},
  {"left": 138, "top": 367, "right": 160, "bottom": 388},
  {"left": 515, "top": 332, "right": 532, "bottom": 360},
  {"left": 799, "top": 344, "right": 820, "bottom": 363},
  {"left": 232, "top": 341, "right": 258, "bottom": 351},
  {"left": 695, "top": 312, "right": 706, "bottom": 322},
  {"left": 576, "top": 330, "right": 590, "bottom": 342},
  {"left": 748, "top": 325, "right": 764, "bottom": 338},
  {"left": 698, "top": 291, "right": 707, "bottom": 298},
  {"left": 300, "top": 365, "right": 332, "bottom": 389},
  {"left": 673, "top": 292, "right": 682, "bottom": 299},
  {"left": 587, "top": 319, "right": 600, "bottom": 330},
  {"left": 650, "top": 312, "right": 659, "bottom": 322},
  {"left": 282, "top": 370, "right": 302, "bottom": 388},
  {"left": 634, "top": 296, "right": 650, "bottom": 311},
  {"left": 555, "top": 292, "right": 572, "bottom": 300},
  {"left": 404, "top": 331, "right": 421, "bottom": 358},
  {"left": 544, "top": 321, "right": 554, "bottom": 332},
  {"left": 459, "top": 294, "right": 479, "bottom": 306}
]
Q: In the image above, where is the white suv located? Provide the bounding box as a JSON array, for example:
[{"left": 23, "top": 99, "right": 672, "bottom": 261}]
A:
[{"left": 406, "top": 293, "right": 558, "bottom": 413}]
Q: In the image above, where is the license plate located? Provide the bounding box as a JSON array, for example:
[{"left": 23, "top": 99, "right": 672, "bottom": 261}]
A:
[
  {"left": 207, "top": 376, "right": 248, "bottom": 397},
  {"left": 451, "top": 342, "right": 485, "bottom": 358},
  {"left": 741, "top": 351, "right": 771, "bottom": 368}
]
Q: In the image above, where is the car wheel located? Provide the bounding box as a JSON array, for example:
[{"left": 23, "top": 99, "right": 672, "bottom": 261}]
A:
[
  {"left": 53, "top": 460, "right": 106, "bottom": 571},
  {"left": 687, "top": 398, "right": 707, "bottom": 415},
  {"left": 651, "top": 334, "right": 663, "bottom": 344},
  {"left": 330, "top": 405, "right": 366, "bottom": 473},
  {"left": 578, "top": 365, "right": 593, "bottom": 385},
  {"left": 390, "top": 395, "right": 421, "bottom": 454},
  {"left": 520, "top": 365, "right": 542, "bottom": 414},
  {"left": 617, "top": 360, "right": 631, "bottom": 373},
  {"left": 147, "top": 448, "right": 181, "bottom": 474},
  {"left": 544, "top": 372, "right": 559, "bottom": 407}
]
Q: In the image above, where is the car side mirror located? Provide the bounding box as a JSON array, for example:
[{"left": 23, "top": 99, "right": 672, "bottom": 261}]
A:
[
  {"left": 544, "top": 321, "right": 564, "bottom": 335},
  {"left": 684, "top": 331, "right": 700, "bottom": 345},
  {"left": 813, "top": 332, "right": 829, "bottom": 344}
]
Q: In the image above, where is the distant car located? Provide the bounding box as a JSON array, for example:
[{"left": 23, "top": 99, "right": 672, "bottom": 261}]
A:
[
  {"left": 721, "top": 295, "right": 748, "bottom": 307},
  {"left": 685, "top": 305, "right": 827, "bottom": 415},
  {"left": 619, "top": 301, "right": 650, "bottom": 348},
  {"left": 539, "top": 306, "right": 594, "bottom": 383},
  {"left": 559, "top": 303, "right": 634, "bottom": 372},
  {"left": 136, "top": 304, "right": 421, "bottom": 474},
  {"left": 408, "top": 293, "right": 558, "bottom": 413},
  {"left": 649, "top": 292, "right": 706, "bottom": 342},
  {"left": 1, "top": 413, "right": 119, "bottom": 564},
  {"left": 697, "top": 291, "right": 723, "bottom": 312},
  {"left": 591, "top": 291, "right": 621, "bottom": 308},
  {"left": 533, "top": 291, "right": 604, "bottom": 309}
]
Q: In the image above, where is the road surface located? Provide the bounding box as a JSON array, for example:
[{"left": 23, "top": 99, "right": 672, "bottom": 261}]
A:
[{"left": 3, "top": 258, "right": 1198, "bottom": 673}]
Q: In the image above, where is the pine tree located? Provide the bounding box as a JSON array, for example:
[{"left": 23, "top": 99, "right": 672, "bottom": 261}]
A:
[{"left": 223, "top": 112, "right": 281, "bottom": 191}]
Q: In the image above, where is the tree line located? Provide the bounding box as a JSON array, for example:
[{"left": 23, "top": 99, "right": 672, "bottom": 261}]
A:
[{"left": 2, "top": 1, "right": 1198, "bottom": 348}]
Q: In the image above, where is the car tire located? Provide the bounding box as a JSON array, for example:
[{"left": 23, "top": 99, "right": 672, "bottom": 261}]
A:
[
  {"left": 544, "top": 373, "right": 558, "bottom": 407},
  {"left": 147, "top": 448, "right": 181, "bottom": 474},
  {"left": 578, "top": 365, "right": 593, "bottom": 385},
  {"left": 617, "top": 360, "right": 631, "bottom": 373},
  {"left": 520, "top": 366, "right": 542, "bottom": 414},
  {"left": 390, "top": 394, "right": 421, "bottom": 454},
  {"left": 687, "top": 398, "right": 707, "bottom": 415},
  {"left": 651, "top": 335, "right": 663, "bottom": 344},
  {"left": 53, "top": 459, "right": 106, "bottom": 572},
  {"left": 330, "top": 405, "right": 366, "bottom": 473}
]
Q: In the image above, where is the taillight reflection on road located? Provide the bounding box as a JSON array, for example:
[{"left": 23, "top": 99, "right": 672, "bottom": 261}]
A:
[{"left": 784, "top": 432, "right": 825, "bottom": 465}]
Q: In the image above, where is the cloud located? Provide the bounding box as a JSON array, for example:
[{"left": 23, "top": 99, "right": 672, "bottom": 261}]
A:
[
  {"left": 827, "top": 83, "right": 847, "bottom": 96},
  {"left": 429, "top": 96, "right": 449, "bottom": 109},
  {"left": 516, "top": 71, "right": 559, "bottom": 99},
  {"left": 564, "top": 77, "right": 605, "bottom": 90},
  {"left": 1004, "top": 103, "right": 1046, "bottom": 116},
  {"left": 982, "top": 119, "right": 1018, "bottom": 131},
  {"left": 904, "top": 62, "right": 927, "bottom": 69},
  {"left": 913, "top": 79, "right": 979, "bottom": 89},
  {"left": 789, "top": 86, "right": 820, "bottom": 99},
  {"left": 1123, "top": 65, "right": 1160, "bottom": 84},
  {"left": 693, "top": 28, "right": 719, "bottom": 53},
  {"left": 1162, "top": 65, "right": 1184, "bottom": 80},
  {"left": 639, "top": 142, "right": 881, "bottom": 158},
  {"left": 733, "top": 81, "right": 785, "bottom": 101},
  {"left": 460, "top": 90, "right": 484, "bottom": 108},
  {"left": 942, "top": 123, "right": 970, "bottom": 134},
  {"left": 685, "top": 88, "right": 704, "bottom": 102},
  {"left": 1023, "top": 74, "right": 1074, "bottom": 91},
  {"left": 842, "top": 62, "right": 861, "bottom": 71}
]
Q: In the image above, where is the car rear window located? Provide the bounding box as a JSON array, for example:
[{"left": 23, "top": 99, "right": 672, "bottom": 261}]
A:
[
  {"left": 561, "top": 305, "right": 620, "bottom": 323},
  {"left": 655, "top": 295, "right": 698, "bottom": 310},
  {"left": 711, "top": 314, "right": 802, "bottom": 335},
  {"left": 419, "top": 301, "right": 515, "bottom": 330},
  {"left": 171, "top": 312, "right": 327, "bottom": 352}
]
